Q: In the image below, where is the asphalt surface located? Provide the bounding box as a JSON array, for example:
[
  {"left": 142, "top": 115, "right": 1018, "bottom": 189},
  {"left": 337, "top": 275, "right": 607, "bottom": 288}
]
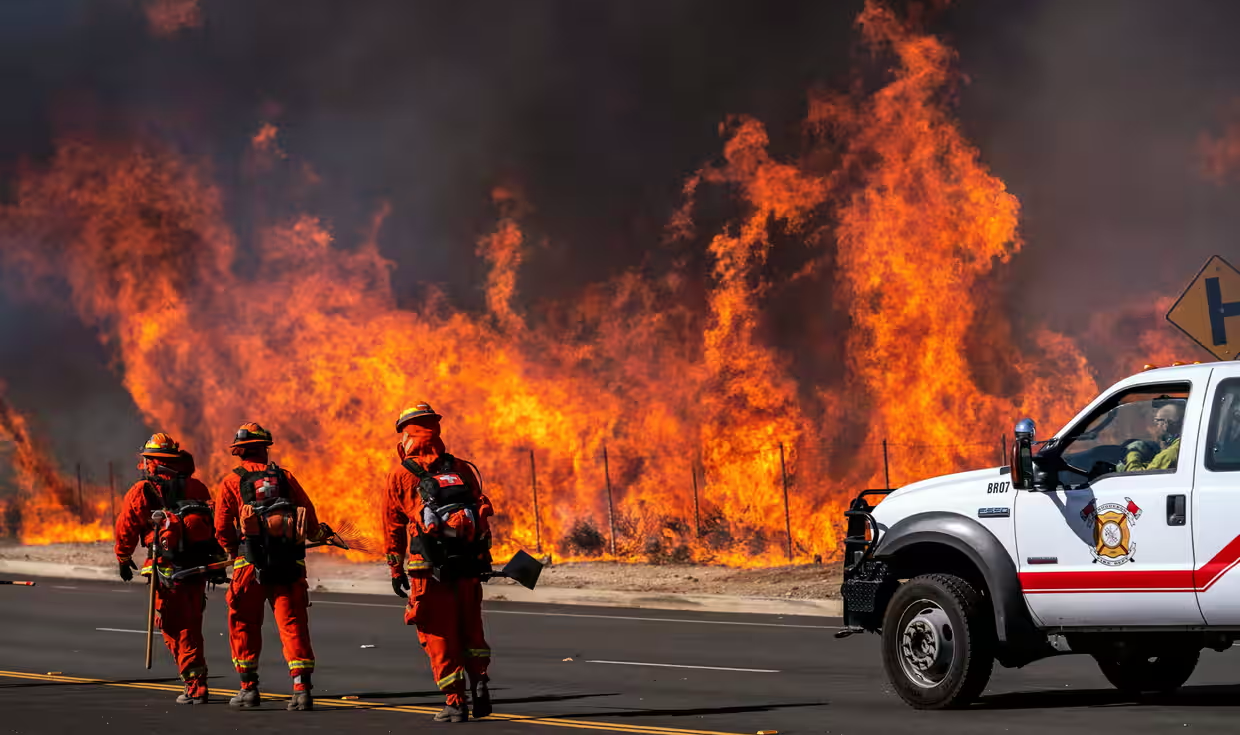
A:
[{"left": 3, "top": 576, "right": 1240, "bottom": 734}]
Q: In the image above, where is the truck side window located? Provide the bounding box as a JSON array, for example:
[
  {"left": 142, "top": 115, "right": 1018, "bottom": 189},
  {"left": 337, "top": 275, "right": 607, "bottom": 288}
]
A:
[
  {"left": 1206, "top": 379, "right": 1240, "bottom": 472},
  {"left": 1054, "top": 382, "right": 1191, "bottom": 482}
]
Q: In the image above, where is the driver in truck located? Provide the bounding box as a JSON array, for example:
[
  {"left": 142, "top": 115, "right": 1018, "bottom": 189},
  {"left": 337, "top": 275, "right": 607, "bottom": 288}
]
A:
[{"left": 1118, "top": 400, "right": 1183, "bottom": 473}]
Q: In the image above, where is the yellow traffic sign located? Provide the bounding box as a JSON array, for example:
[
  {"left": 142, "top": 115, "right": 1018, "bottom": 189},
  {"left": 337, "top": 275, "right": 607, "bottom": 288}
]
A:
[{"left": 1166, "top": 255, "right": 1240, "bottom": 360}]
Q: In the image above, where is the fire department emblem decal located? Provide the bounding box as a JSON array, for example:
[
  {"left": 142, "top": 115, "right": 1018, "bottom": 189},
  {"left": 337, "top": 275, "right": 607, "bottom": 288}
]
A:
[{"left": 1080, "top": 498, "right": 1143, "bottom": 566}]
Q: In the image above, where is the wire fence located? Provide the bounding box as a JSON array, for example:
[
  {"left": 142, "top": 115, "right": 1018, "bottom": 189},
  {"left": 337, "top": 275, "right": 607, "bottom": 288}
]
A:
[
  {"left": 508, "top": 434, "right": 1015, "bottom": 563},
  {"left": 39, "top": 433, "right": 1014, "bottom": 563}
]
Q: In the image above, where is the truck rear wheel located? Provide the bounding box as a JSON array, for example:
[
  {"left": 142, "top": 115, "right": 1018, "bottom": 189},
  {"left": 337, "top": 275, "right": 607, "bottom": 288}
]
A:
[
  {"left": 880, "top": 573, "right": 995, "bottom": 709},
  {"left": 1093, "top": 649, "right": 1199, "bottom": 696}
]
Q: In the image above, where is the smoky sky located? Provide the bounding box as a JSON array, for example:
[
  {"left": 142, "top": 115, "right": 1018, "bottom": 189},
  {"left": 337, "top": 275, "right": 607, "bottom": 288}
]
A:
[
  {"left": 3, "top": 0, "right": 1240, "bottom": 472},
  {"left": 950, "top": 0, "right": 1240, "bottom": 332}
]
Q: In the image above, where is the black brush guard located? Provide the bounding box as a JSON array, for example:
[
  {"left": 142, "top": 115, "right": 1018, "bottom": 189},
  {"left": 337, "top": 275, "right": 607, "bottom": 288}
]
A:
[{"left": 838, "top": 488, "right": 897, "bottom": 634}]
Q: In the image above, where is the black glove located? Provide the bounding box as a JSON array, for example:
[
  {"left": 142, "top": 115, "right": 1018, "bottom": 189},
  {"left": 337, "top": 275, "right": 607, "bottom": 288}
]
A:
[
  {"left": 118, "top": 559, "right": 138, "bottom": 582},
  {"left": 392, "top": 571, "right": 410, "bottom": 598}
]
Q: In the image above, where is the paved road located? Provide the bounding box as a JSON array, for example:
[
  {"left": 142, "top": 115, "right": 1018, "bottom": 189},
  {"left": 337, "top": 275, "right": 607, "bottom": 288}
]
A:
[{"left": 3, "top": 575, "right": 1240, "bottom": 734}]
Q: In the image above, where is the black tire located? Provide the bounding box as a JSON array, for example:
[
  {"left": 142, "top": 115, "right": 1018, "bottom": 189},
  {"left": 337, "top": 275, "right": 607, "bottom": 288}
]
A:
[
  {"left": 880, "top": 573, "right": 995, "bottom": 710},
  {"left": 1093, "top": 649, "right": 1200, "bottom": 696}
]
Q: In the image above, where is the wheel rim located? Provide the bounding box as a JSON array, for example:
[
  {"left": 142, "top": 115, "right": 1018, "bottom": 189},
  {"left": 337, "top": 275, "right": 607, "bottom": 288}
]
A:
[{"left": 896, "top": 598, "right": 955, "bottom": 689}]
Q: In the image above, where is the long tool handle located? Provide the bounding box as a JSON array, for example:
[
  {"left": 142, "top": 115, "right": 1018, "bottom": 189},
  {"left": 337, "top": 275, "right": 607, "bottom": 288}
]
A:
[
  {"left": 0, "top": 580, "right": 35, "bottom": 586},
  {"left": 144, "top": 568, "right": 156, "bottom": 669},
  {"left": 168, "top": 558, "right": 233, "bottom": 582},
  {"left": 145, "top": 511, "right": 165, "bottom": 670}
]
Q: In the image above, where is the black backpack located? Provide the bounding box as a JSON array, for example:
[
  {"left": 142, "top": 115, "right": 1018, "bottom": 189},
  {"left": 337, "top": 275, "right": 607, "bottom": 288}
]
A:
[
  {"left": 141, "top": 470, "right": 224, "bottom": 570},
  {"left": 402, "top": 454, "right": 492, "bottom": 581},
  {"left": 234, "top": 463, "right": 306, "bottom": 586}
]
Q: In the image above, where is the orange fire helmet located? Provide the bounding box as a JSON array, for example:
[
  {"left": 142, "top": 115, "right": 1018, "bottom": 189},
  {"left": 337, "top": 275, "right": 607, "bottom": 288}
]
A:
[
  {"left": 140, "top": 433, "right": 181, "bottom": 459},
  {"left": 230, "top": 422, "right": 274, "bottom": 448},
  {"left": 395, "top": 402, "right": 442, "bottom": 433}
]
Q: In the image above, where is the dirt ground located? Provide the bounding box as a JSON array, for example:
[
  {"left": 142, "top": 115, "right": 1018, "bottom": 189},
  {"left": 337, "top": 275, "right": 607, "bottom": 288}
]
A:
[{"left": 0, "top": 541, "right": 843, "bottom": 600}]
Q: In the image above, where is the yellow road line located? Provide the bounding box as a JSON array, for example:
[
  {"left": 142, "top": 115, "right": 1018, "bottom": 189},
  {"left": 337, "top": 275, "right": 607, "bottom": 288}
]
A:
[{"left": 0, "top": 670, "right": 743, "bottom": 735}]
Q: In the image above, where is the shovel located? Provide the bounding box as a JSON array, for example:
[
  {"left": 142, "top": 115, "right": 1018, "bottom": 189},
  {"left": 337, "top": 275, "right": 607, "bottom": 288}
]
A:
[{"left": 484, "top": 550, "right": 544, "bottom": 590}]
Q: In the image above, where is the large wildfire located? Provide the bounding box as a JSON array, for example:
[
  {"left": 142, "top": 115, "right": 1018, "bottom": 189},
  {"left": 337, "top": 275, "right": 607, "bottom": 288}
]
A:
[{"left": 0, "top": 1, "right": 1182, "bottom": 566}]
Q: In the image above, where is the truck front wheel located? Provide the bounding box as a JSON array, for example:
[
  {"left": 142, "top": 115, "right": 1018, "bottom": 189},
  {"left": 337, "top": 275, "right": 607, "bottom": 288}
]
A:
[
  {"left": 880, "top": 573, "right": 995, "bottom": 709},
  {"left": 1093, "top": 649, "right": 1200, "bottom": 696}
]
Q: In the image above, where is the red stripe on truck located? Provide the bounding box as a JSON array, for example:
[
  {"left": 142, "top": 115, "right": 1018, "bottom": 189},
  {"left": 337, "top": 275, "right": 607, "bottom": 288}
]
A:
[{"left": 1019, "top": 535, "right": 1240, "bottom": 594}]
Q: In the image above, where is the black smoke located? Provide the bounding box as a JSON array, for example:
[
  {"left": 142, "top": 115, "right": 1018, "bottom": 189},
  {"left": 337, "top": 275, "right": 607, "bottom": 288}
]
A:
[{"left": 3, "top": 0, "right": 1240, "bottom": 476}]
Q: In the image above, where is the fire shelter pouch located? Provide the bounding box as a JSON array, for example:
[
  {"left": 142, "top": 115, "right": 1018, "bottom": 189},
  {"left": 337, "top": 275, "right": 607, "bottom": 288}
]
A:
[
  {"left": 403, "top": 599, "right": 421, "bottom": 626},
  {"left": 403, "top": 576, "right": 428, "bottom": 626}
]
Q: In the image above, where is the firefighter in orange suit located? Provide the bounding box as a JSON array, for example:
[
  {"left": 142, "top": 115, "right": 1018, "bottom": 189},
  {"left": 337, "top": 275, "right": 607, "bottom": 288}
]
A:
[
  {"left": 214, "top": 422, "right": 322, "bottom": 711},
  {"left": 383, "top": 402, "right": 495, "bottom": 723},
  {"left": 115, "top": 433, "right": 223, "bottom": 705}
]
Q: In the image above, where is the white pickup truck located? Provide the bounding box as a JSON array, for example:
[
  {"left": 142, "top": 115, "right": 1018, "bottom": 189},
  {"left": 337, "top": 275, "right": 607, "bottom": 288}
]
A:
[{"left": 839, "top": 361, "right": 1240, "bottom": 709}]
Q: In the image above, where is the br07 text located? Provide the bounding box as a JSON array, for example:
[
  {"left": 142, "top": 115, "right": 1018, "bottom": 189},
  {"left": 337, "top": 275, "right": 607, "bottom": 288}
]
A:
[{"left": 986, "top": 481, "right": 1010, "bottom": 494}]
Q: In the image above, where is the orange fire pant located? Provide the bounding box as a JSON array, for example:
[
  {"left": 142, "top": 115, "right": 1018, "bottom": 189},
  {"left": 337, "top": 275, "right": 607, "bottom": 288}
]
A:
[
  {"left": 226, "top": 564, "right": 315, "bottom": 685},
  {"left": 155, "top": 577, "right": 207, "bottom": 681},
  {"left": 407, "top": 574, "right": 491, "bottom": 705}
]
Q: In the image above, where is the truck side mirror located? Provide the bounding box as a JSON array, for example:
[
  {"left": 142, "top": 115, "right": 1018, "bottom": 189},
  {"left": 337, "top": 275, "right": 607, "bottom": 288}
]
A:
[{"left": 1011, "top": 418, "right": 1036, "bottom": 491}]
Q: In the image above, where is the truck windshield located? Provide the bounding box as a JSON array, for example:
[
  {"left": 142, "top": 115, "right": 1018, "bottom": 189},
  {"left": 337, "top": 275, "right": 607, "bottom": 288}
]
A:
[{"left": 1055, "top": 382, "right": 1191, "bottom": 478}]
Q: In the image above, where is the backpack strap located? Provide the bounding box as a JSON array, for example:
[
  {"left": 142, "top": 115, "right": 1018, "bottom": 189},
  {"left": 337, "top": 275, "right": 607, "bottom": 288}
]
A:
[
  {"left": 141, "top": 472, "right": 187, "bottom": 511},
  {"left": 141, "top": 480, "right": 164, "bottom": 512},
  {"left": 234, "top": 466, "right": 264, "bottom": 505},
  {"left": 401, "top": 457, "right": 430, "bottom": 480}
]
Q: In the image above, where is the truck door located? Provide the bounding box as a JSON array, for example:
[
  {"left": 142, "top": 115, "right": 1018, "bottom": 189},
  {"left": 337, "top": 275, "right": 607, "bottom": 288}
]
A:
[
  {"left": 1191, "top": 373, "right": 1240, "bottom": 624},
  {"left": 1015, "top": 379, "right": 1205, "bottom": 627}
]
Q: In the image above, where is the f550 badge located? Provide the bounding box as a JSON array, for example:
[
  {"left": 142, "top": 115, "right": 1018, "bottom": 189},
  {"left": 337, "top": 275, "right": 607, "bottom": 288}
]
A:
[{"left": 1080, "top": 498, "right": 1143, "bottom": 566}]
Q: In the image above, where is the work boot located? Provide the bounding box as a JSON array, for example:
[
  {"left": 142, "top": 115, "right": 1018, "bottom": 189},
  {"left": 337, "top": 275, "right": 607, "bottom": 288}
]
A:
[
  {"left": 229, "top": 685, "right": 261, "bottom": 709},
  {"left": 287, "top": 691, "right": 314, "bottom": 711},
  {"left": 176, "top": 678, "right": 208, "bottom": 705},
  {"left": 470, "top": 676, "right": 492, "bottom": 719},
  {"left": 287, "top": 672, "right": 313, "bottom": 711},
  {"left": 434, "top": 702, "right": 469, "bottom": 723}
]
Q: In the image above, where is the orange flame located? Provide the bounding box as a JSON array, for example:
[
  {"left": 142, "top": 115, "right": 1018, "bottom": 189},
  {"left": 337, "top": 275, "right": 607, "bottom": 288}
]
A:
[
  {"left": 0, "top": 0, "right": 1195, "bottom": 565},
  {"left": 0, "top": 387, "right": 111, "bottom": 544}
]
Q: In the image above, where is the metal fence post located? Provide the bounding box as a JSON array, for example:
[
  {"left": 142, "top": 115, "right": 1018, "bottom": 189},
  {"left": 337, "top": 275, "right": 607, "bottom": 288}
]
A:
[
  {"left": 691, "top": 464, "right": 701, "bottom": 538},
  {"left": 529, "top": 449, "right": 541, "bottom": 553},
  {"left": 603, "top": 443, "right": 616, "bottom": 556},
  {"left": 108, "top": 460, "right": 116, "bottom": 526},
  {"left": 882, "top": 439, "right": 891, "bottom": 489},
  {"left": 779, "top": 443, "right": 792, "bottom": 562}
]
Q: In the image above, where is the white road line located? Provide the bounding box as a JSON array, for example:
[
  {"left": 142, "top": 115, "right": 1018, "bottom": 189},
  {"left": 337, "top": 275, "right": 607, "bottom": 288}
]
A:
[
  {"left": 51, "top": 586, "right": 79, "bottom": 590},
  {"left": 486, "top": 609, "right": 841, "bottom": 629},
  {"left": 310, "top": 600, "right": 840, "bottom": 629},
  {"left": 585, "top": 660, "right": 779, "bottom": 673},
  {"left": 95, "top": 628, "right": 151, "bottom": 634}
]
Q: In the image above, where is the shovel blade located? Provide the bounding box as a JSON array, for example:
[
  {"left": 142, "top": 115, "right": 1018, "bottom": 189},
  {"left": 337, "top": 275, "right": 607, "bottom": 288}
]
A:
[{"left": 501, "top": 550, "right": 544, "bottom": 590}]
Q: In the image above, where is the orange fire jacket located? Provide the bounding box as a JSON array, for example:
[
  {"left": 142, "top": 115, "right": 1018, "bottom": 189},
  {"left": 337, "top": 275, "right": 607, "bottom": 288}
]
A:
[
  {"left": 382, "top": 456, "right": 494, "bottom": 576},
  {"left": 214, "top": 460, "right": 319, "bottom": 560},
  {"left": 114, "top": 477, "right": 213, "bottom": 564}
]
